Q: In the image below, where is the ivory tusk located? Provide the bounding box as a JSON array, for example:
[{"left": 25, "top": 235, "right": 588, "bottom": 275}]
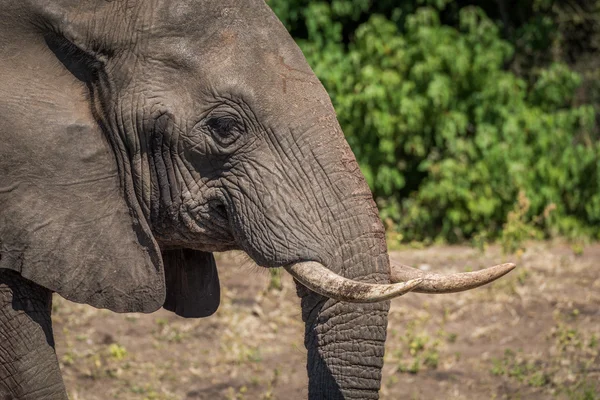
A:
[
  {"left": 284, "top": 262, "right": 423, "bottom": 303},
  {"left": 390, "top": 262, "right": 516, "bottom": 294}
]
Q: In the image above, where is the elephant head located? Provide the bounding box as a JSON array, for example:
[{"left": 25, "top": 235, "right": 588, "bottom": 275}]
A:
[{"left": 0, "top": 1, "right": 514, "bottom": 398}]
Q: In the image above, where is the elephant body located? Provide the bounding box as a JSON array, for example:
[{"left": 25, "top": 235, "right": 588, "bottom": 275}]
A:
[
  {"left": 0, "top": 1, "right": 513, "bottom": 399},
  {"left": 0, "top": 1, "right": 391, "bottom": 398}
]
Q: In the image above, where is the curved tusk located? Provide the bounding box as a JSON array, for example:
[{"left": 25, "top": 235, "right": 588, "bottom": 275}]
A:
[
  {"left": 284, "top": 262, "right": 423, "bottom": 303},
  {"left": 390, "top": 262, "right": 516, "bottom": 294}
]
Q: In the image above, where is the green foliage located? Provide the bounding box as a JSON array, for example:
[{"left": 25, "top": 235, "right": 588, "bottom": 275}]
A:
[
  {"left": 268, "top": 1, "right": 600, "bottom": 242},
  {"left": 393, "top": 321, "right": 443, "bottom": 374},
  {"left": 491, "top": 349, "right": 550, "bottom": 387},
  {"left": 489, "top": 310, "right": 600, "bottom": 397},
  {"left": 389, "top": 316, "right": 460, "bottom": 375},
  {"left": 500, "top": 191, "right": 545, "bottom": 254}
]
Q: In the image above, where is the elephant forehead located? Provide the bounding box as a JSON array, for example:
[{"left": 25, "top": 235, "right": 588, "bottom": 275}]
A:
[
  {"left": 40, "top": 1, "right": 277, "bottom": 58},
  {"left": 146, "top": 0, "right": 282, "bottom": 45},
  {"left": 111, "top": 1, "right": 313, "bottom": 79}
]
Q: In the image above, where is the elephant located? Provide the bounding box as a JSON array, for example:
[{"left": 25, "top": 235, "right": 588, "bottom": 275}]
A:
[{"left": 0, "top": 1, "right": 515, "bottom": 399}]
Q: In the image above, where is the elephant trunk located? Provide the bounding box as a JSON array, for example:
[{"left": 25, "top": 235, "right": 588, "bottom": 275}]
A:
[
  {"left": 292, "top": 175, "right": 392, "bottom": 399},
  {"left": 298, "top": 231, "right": 391, "bottom": 400},
  {"left": 228, "top": 107, "right": 393, "bottom": 398}
]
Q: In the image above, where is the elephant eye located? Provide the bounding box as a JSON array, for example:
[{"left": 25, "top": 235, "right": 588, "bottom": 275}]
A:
[{"left": 206, "top": 116, "right": 242, "bottom": 147}]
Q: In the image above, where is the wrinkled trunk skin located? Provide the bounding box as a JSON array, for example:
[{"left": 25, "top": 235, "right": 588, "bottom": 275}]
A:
[
  {"left": 293, "top": 121, "right": 391, "bottom": 399},
  {"left": 301, "top": 299, "right": 390, "bottom": 400},
  {"left": 249, "top": 115, "right": 392, "bottom": 399},
  {"left": 298, "top": 217, "right": 391, "bottom": 400},
  {"left": 238, "top": 111, "right": 392, "bottom": 399},
  {"left": 0, "top": 270, "right": 67, "bottom": 400}
]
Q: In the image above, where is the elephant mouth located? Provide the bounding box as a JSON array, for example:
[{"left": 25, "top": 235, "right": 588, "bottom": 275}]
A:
[
  {"left": 176, "top": 191, "right": 237, "bottom": 251},
  {"left": 204, "top": 198, "right": 235, "bottom": 246},
  {"left": 209, "top": 200, "right": 228, "bottom": 222},
  {"left": 198, "top": 194, "right": 515, "bottom": 303}
]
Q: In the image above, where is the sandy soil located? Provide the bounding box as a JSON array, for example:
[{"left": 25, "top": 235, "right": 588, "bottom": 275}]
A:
[{"left": 52, "top": 242, "right": 600, "bottom": 400}]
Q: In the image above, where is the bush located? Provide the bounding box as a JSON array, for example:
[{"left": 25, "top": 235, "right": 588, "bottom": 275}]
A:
[{"left": 268, "top": 1, "right": 600, "bottom": 242}]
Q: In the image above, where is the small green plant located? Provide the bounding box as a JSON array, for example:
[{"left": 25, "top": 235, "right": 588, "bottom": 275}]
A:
[
  {"left": 500, "top": 191, "right": 541, "bottom": 255},
  {"left": 154, "top": 321, "right": 185, "bottom": 343},
  {"left": 394, "top": 322, "right": 443, "bottom": 374},
  {"left": 260, "top": 368, "right": 280, "bottom": 400},
  {"left": 267, "top": 268, "right": 282, "bottom": 291},
  {"left": 61, "top": 350, "right": 76, "bottom": 366},
  {"left": 130, "top": 385, "right": 163, "bottom": 400},
  {"left": 108, "top": 343, "right": 127, "bottom": 361},
  {"left": 566, "top": 380, "right": 600, "bottom": 400},
  {"left": 528, "top": 371, "right": 551, "bottom": 388},
  {"left": 516, "top": 268, "right": 529, "bottom": 285},
  {"left": 155, "top": 318, "right": 168, "bottom": 327},
  {"left": 491, "top": 311, "right": 600, "bottom": 396},
  {"left": 226, "top": 385, "right": 248, "bottom": 400},
  {"left": 447, "top": 332, "right": 458, "bottom": 343},
  {"left": 490, "top": 349, "right": 550, "bottom": 387},
  {"left": 589, "top": 334, "right": 598, "bottom": 349},
  {"left": 571, "top": 242, "right": 585, "bottom": 257},
  {"left": 471, "top": 231, "right": 489, "bottom": 253},
  {"left": 553, "top": 322, "right": 584, "bottom": 351}
]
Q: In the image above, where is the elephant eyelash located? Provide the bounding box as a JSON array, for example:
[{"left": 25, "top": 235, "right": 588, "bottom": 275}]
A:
[{"left": 44, "top": 32, "right": 103, "bottom": 84}]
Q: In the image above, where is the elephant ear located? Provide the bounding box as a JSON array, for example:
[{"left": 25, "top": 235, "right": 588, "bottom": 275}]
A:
[
  {"left": 0, "top": 26, "right": 165, "bottom": 313},
  {"left": 162, "top": 250, "right": 220, "bottom": 318}
]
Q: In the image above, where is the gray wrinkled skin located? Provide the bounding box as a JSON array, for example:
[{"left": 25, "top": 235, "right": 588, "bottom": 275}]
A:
[
  {"left": 0, "top": 271, "right": 67, "bottom": 400},
  {"left": 0, "top": 1, "right": 391, "bottom": 399}
]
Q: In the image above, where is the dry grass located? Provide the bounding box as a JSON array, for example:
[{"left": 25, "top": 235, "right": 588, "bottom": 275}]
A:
[{"left": 53, "top": 243, "right": 600, "bottom": 399}]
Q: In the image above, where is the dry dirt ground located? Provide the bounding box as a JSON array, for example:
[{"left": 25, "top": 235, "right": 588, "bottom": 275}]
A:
[{"left": 52, "top": 242, "right": 600, "bottom": 400}]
